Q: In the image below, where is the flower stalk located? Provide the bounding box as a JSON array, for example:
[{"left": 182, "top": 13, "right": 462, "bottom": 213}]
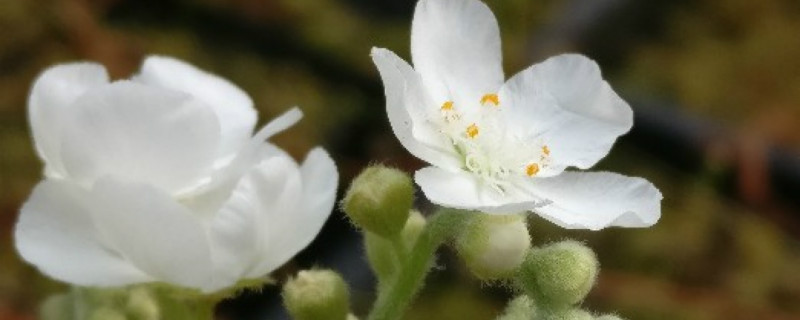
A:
[
  {"left": 367, "top": 209, "right": 474, "bottom": 320},
  {"left": 364, "top": 210, "right": 427, "bottom": 289}
]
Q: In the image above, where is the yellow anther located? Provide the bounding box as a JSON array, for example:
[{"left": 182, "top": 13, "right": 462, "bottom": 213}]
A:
[
  {"left": 525, "top": 163, "right": 540, "bottom": 177},
  {"left": 542, "top": 145, "right": 550, "bottom": 156},
  {"left": 466, "top": 123, "right": 479, "bottom": 138},
  {"left": 480, "top": 93, "right": 499, "bottom": 106},
  {"left": 441, "top": 101, "right": 454, "bottom": 111}
]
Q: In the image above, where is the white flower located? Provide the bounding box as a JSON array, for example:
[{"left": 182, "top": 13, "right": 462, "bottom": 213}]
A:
[
  {"left": 15, "top": 56, "right": 338, "bottom": 292},
  {"left": 371, "top": 0, "right": 661, "bottom": 230}
]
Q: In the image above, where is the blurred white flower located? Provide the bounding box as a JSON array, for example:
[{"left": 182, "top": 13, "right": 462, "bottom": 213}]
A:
[
  {"left": 15, "top": 56, "right": 338, "bottom": 292},
  {"left": 371, "top": 0, "right": 661, "bottom": 230}
]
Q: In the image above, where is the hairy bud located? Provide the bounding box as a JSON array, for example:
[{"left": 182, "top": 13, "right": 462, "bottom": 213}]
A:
[
  {"left": 283, "top": 269, "right": 350, "bottom": 320},
  {"left": 518, "top": 240, "right": 598, "bottom": 307},
  {"left": 342, "top": 165, "right": 413, "bottom": 237}
]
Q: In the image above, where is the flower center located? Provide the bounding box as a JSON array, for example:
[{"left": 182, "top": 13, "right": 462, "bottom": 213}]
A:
[{"left": 433, "top": 93, "right": 550, "bottom": 192}]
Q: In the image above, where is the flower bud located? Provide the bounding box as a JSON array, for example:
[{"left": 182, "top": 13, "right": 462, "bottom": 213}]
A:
[
  {"left": 365, "top": 210, "right": 426, "bottom": 280},
  {"left": 282, "top": 269, "right": 350, "bottom": 320},
  {"left": 518, "top": 240, "right": 598, "bottom": 307},
  {"left": 456, "top": 213, "right": 531, "bottom": 280},
  {"left": 342, "top": 165, "right": 413, "bottom": 237}
]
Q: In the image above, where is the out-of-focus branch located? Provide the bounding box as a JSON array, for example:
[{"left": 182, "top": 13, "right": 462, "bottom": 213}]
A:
[
  {"left": 591, "top": 270, "right": 798, "bottom": 320},
  {"left": 55, "top": 0, "right": 138, "bottom": 76}
]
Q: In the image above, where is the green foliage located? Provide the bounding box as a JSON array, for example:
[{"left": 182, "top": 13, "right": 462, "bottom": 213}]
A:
[
  {"left": 594, "top": 315, "right": 625, "bottom": 320},
  {"left": 89, "top": 308, "right": 127, "bottom": 320},
  {"left": 38, "top": 286, "right": 215, "bottom": 320},
  {"left": 622, "top": 0, "right": 800, "bottom": 147}
]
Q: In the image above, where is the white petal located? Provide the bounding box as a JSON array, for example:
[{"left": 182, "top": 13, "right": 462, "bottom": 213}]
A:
[
  {"left": 250, "top": 107, "right": 303, "bottom": 143},
  {"left": 28, "top": 63, "right": 109, "bottom": 178},
  {"left": 248, "top": 147, "right": 337, "bottom": 277},
  {"left": 136, "top": 56, "right": 257, "bottom": 159},
  {"left": 499, "top": 54, "right": 633, "bottom": 174},
  {"left": 299, "top": 148, "right": 338, "bottom": 223},
  {"left": 58, "top": 81, "right": 221, "bottom": 193},
  {"left": 415, "top": 166, "right": 545, "bottom": 214},
  {"left": 90, "top": 177, "right": 215, "bottom": 290},
  {"left": 181, "top": 143, "right": 290, "bottom": 217},
  {"left": 371, "top": 48, "right": 461, "bottom": 169},
  {"left": 182, "top": 107, "right": 303, "bottom": 198},
  {"left": 411, "top": 0, "right": 503, "bottom": 105},
  {"left": 526, "top": 171, "right": 661, "bottom": 230},
  {"left": 178, "top": 108, "right": 305, "bottom": 223},
  {"left": 247, "top": 148, "right": 338, "bottom": 278},
  {"left": 210, "top": 154, "right": 304, "bottom": 283},
  {"left": 227, "top": 107, "right": 303, "bottom": 175},
  {"left": 14, "top": 180, "right": 151, "bottom": 287}
]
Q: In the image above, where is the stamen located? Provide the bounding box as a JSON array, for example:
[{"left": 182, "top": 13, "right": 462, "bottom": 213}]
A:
[
  {"left": 465, "top": 153, "right": 481, "bottom": 172},
  {"left": 466, "top": 124, "right": 479, "bottom": 138},
  {"left": 441, "top": 101, "right": 454, "bottom": 111},
  {"left": 542, "top": 145, "right": 550, "bottom": 156},
  {"left": 525, "top": 163, "right": 540, "bottom": 177},
  {"left": 480, "top": 93, "right": 499, "bottom": 106}
]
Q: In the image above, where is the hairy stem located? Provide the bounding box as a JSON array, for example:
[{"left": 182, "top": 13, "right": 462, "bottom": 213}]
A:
[
  {"left": 389, "top": 233, "right": 408, "bottom": 260},
  {"left": 367, "top": 210, "right": 473, "bottom": 320}
]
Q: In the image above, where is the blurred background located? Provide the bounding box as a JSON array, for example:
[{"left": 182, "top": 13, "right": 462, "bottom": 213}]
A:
[{"left": 1, "top": 0, "right": 800, "bottom": 319}]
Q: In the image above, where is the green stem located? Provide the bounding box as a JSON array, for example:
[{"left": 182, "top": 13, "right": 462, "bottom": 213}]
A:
[
  {"left": 388, "top": 233, "right": 408, "bottom": 261},
  {"left": 367, "top": 210, "right": 473, "bottom": 320},
  {"left": 364, "top": 232, "right": 397, "bottom": 288}
]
